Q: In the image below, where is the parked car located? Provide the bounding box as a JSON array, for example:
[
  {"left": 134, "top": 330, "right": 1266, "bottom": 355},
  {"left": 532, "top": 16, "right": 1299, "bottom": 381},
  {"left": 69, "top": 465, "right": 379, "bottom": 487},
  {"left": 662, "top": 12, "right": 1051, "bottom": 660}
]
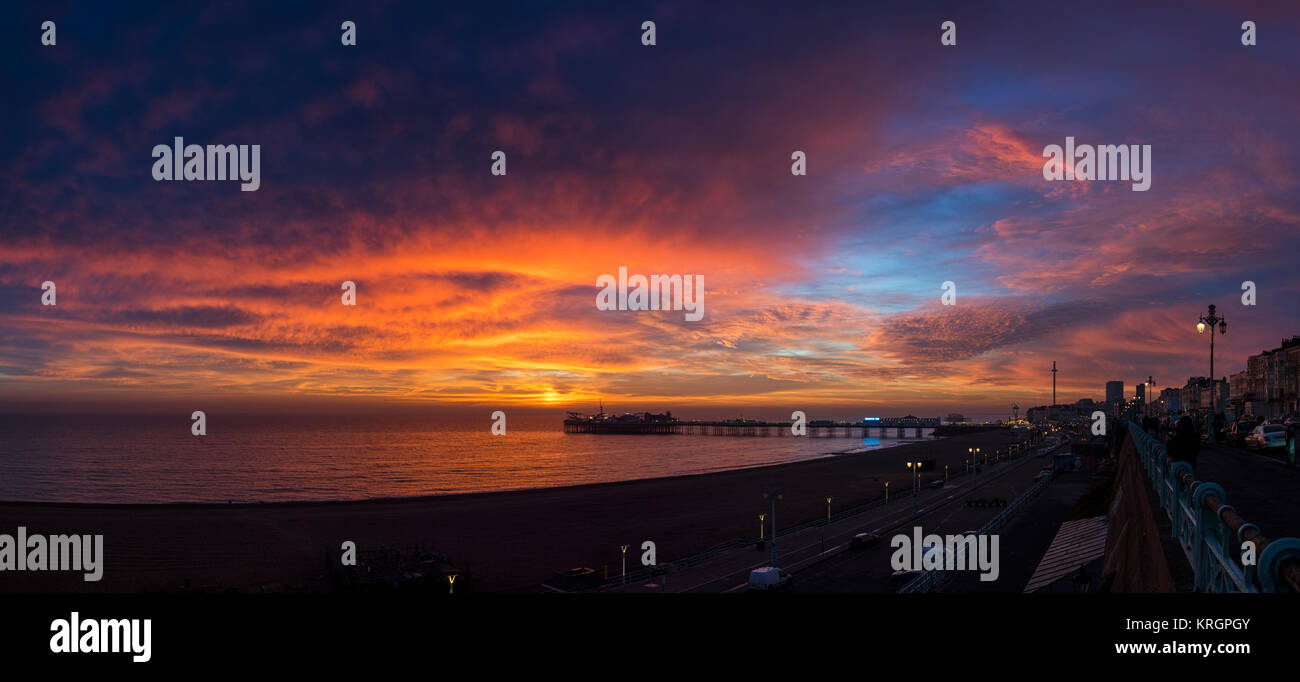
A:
[
  {"left": 1246, "top": 424, "right": 1287, "bottom": 450},
  {"left": 748, "top": 566, "right": 792, "bottom": 590},
  {"left": 1229, "top": 420, "right": 1258, "bottom": 447},
  {"left": 850, "top": 532, "right": 880, "bottom": 549},
  {"left": 928, "top": 479, "right": 945, "bottom": 489},
  {"left": 546, "top": 567, "right": 603, "bottom": 592}
]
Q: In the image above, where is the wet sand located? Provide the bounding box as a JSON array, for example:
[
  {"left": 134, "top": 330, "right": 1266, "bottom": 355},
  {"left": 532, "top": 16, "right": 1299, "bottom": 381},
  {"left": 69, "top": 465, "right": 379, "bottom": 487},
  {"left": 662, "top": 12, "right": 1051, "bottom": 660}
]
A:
[{"left": 0, "top": 429, "right": 1016, "bottom": 592}]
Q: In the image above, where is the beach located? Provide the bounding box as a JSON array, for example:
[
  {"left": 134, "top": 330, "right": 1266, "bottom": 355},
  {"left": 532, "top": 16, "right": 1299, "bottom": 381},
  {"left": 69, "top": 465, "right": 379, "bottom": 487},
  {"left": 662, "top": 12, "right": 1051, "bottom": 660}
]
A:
[{"left": 0, "top": 429, "right": 1017, "bottom": 592}]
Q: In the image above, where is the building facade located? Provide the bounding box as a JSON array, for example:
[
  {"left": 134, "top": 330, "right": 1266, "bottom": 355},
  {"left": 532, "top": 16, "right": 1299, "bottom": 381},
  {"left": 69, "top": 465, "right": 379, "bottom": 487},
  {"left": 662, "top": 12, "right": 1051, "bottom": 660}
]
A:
[
  {"left": 1178, "top": 377, "right": 1228, "bottom": 418},
  {"left": 1105, "top": 381, "right": 1123, "bottom": 406},
  {"left": 1234, "top": 336, "right": 1300, "bottom": 419},
  {"left": 1156, "top": 387, "right": 1180, "bottom": 415}
]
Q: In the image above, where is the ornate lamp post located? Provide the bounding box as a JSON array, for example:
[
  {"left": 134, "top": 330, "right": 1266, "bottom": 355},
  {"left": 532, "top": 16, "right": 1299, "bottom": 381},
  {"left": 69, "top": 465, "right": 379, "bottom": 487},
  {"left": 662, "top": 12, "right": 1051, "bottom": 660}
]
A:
[{"left": 1197, "top": 304, "right": 1227, "bottom": 444}]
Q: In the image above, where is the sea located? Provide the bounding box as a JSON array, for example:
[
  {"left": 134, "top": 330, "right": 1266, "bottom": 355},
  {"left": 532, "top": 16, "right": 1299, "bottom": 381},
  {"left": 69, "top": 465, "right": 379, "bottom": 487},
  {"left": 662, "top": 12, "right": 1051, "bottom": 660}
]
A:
[{"left": 0, "top": 413, "right": 935, "bottom": 503}]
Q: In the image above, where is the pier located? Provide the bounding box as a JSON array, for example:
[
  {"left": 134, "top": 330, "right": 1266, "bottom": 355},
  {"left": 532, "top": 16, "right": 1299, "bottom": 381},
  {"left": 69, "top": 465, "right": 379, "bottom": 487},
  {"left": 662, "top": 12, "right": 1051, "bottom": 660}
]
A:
[{"left": 562, "top": 416, "right": 943, "bottom": 438}]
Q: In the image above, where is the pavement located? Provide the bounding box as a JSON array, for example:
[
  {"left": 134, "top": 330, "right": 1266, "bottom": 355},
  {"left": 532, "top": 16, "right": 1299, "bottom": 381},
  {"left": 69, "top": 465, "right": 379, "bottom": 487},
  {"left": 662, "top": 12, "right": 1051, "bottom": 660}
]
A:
[{"left": 1193, "top": 442, "right": 1300, "bottom": 541}]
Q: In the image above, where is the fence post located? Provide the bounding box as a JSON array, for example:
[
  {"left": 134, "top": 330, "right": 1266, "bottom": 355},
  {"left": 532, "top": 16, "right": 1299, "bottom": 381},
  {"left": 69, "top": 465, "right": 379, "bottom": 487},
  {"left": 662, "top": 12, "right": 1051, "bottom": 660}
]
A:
[
  {"left": 1191, "top": 482, "right": 1224, "bottom": 591},
  {"left": 1259, "top": 538, "right": 1300, "bottom": 593}
]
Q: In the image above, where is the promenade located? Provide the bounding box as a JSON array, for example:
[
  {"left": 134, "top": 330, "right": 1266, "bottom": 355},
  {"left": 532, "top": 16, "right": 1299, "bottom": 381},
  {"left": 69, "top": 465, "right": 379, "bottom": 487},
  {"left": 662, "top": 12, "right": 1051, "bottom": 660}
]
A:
[{"left": 1195, "top": 443, "right": 1300, "bottom": 541}]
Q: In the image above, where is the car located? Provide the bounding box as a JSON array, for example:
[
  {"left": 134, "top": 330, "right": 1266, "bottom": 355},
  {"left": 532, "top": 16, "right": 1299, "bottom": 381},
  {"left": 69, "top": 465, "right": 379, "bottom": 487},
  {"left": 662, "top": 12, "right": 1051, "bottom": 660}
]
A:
[
  {"left": 928, "top": 480, "right": 945, "bottom": 489},
  {"left": 1229, "top": 420, "right": 1259, "bottom": 447},
  {"left": 890, "top": 546, "right": 946, "bottom": 586},
  {"left": 1245, "top": 424, "right": 1287, "bottom": 450},
  {"left": 850, "top": 532, "right": 880, "bottom": 549},
  {"left": 890, "top": 569, "right": 921, "bottom": 586},
  {"left": 546, "top": 566, "right": 603, "bottom": 592},
  {"left": 748, "top": 566, "right": 792, "bottom": 590}
]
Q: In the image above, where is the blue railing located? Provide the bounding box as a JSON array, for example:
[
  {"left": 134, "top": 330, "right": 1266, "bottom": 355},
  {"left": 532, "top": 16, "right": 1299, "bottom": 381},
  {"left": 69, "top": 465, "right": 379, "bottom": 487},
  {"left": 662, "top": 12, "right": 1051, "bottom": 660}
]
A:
[{"left": 1128, "top": 420, "right": 1300, "bottom": 593}]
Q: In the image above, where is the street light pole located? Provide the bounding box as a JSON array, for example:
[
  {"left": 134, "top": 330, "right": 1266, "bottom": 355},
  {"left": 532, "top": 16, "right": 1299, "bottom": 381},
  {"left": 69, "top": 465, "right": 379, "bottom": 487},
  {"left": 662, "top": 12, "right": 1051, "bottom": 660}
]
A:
[
  {"left": 763, "top": 490, "right": 782, "bottom": 566},
  {"left": 1197, "top": 305, "right": 1227, "bottom": 444},
  {"left": 1052, "top": 361, "right": 1058, "bottom": 407},
  {"left": 906, "top": 462, "right": 918, "bottom": 516},
  {"left": 1145, "top": 376, "right": 1155, "bottom": 421}
]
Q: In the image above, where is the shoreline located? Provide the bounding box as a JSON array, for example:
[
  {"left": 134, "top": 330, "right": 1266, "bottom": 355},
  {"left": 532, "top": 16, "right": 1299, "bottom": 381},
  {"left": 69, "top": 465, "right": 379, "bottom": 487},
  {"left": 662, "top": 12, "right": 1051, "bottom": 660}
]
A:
[
  {"left": 0, "top": 436, "right": 930, "bottom": 508},
  {"left": 0, "top": 430, "right": 1017, "bottom": 593}
]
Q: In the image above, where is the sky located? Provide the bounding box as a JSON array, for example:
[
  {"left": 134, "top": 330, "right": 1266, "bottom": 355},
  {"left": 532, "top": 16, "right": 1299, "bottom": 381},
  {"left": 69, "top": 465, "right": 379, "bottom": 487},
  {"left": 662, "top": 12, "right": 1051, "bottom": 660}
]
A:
[{"left": 2, "top": 0, "right": 1299, "bottom": 420}]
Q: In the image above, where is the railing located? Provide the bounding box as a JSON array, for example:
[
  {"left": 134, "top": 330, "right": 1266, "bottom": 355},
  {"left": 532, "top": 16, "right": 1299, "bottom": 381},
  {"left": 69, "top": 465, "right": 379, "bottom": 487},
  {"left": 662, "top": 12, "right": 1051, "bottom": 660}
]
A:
[
  {"left": 896, "top": 465, "right": 1055, "bottom": 593},
  {"left": 1128, "top": 420, "right": 1300, "bottom": 593}
]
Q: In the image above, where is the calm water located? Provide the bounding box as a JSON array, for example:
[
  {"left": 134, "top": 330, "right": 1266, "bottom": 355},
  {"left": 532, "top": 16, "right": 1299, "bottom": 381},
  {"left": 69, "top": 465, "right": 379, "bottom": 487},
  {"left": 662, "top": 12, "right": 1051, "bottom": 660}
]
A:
[{"left": 0, "top": 414, "right": 934, "bottom": 503}]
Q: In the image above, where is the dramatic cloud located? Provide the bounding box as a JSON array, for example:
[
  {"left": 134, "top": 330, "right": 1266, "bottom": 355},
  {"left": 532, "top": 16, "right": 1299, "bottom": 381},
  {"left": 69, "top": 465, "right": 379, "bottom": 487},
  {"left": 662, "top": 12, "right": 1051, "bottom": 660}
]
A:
[{"left": 2, "top": 1, "right": 1299, "bottom": 418}]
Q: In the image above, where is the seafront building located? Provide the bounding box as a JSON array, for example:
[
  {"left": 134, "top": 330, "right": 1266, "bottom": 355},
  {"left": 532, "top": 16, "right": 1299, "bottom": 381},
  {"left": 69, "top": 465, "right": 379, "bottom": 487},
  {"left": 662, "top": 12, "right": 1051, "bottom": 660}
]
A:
[{"left": 1228, "top": 336, "right": 1300, "bottom": 419}]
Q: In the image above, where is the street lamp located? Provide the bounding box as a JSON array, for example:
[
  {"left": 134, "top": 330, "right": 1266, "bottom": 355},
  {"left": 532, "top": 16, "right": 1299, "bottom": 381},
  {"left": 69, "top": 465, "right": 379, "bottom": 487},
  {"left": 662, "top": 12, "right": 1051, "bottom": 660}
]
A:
[
  {"left": 826, "top": 496, "right": 832, "bottom": 520},
  {"left": 1197, "top": 304, "right": 1227, "bottom": 444},
  {"left": 884, "top": 481, "right": 889, "bottom": 503},
  {"left": 762, "top": 490, "right": 782, "bottom": 566},
  {"left": 906, "top": 461, "right": 922, "bottom": 516},
  {"left": 758, "top": 513, "right": 765, "bottom": 540},
  {"left": 1145, "top": 376, "right": 1156, "bottom": 421}
]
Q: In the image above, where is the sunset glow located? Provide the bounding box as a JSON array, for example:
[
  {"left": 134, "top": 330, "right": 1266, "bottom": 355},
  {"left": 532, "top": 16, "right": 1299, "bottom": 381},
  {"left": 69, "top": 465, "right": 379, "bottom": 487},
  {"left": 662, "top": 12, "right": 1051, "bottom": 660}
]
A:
[{"left": 3, "top": 3, "right": 1299, "bottom": 418}]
